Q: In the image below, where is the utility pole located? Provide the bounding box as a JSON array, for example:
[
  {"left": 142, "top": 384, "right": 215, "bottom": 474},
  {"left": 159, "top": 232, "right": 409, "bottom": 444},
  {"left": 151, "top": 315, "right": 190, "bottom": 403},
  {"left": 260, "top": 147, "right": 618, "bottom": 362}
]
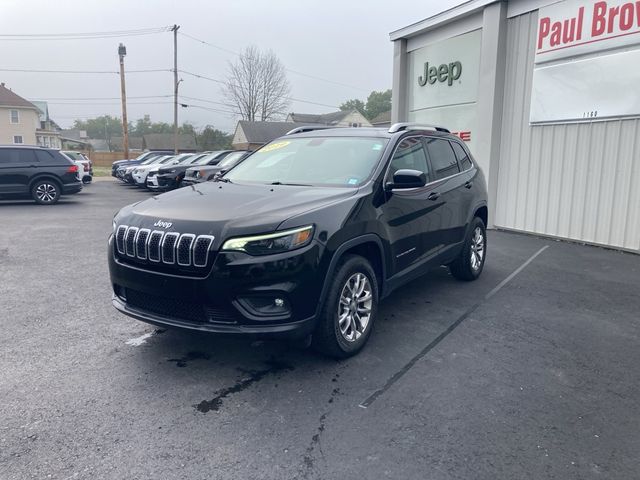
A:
[
  {"left": 172, "top": 24, "right": 180, "bottom": 154},
  {"left": 118, "top": 43, "right": 129, "bottom": 160}
]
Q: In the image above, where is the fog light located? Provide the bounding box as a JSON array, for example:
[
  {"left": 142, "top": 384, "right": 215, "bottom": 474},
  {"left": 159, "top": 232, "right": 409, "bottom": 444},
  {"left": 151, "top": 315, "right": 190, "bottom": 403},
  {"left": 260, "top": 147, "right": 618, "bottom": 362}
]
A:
[{"left": 237, "top": 295, "right": 291, "bottom": 318}]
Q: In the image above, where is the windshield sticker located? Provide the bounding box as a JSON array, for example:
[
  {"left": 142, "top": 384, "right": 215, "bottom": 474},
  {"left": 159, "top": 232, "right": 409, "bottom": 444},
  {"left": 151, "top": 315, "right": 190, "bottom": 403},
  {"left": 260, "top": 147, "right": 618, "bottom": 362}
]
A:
[
  {"left": 259, "top": 141, "right": 290, "bottom": 153},
  {"left": 347, "top": 178, "right": 359, "bottom": 185}
]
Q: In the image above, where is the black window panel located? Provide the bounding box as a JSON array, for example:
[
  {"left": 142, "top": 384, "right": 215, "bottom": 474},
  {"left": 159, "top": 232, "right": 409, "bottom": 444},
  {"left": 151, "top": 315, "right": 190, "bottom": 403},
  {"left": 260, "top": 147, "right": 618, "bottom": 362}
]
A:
[
  {"left": 426, "top": 138, "right": 460, "bottom": 180},
  {"left": 0, "top": 149, "right": 35, "bottom": 164},
  {"left": 388, "top": 137, "right": 429, "bottom": 179},
  {"left": 451, "top": 141, "right": 473, "bottom": 171},
  {"left": 16, "top": 149, "right": 37, "bottom": 165},
  {"left": 35, "top": 150, "right": 55, "bottom": 163}
]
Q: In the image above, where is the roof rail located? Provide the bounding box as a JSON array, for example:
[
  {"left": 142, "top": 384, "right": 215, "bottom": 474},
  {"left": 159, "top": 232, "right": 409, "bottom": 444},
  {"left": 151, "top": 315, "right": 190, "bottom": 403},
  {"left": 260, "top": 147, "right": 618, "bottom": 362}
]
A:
[
  {"left": 285, "top": 125, "right": 341, "bottom": 135},
  {"left": 388, "top": 122, "right": 450, "bottom": 134}
]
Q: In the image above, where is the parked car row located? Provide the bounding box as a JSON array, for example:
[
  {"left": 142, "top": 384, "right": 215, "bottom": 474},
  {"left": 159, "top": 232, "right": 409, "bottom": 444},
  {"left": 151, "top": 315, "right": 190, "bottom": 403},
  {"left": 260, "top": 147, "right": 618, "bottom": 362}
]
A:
[{"left": 112, "top": 150, "right": 253, "bottom": 192}]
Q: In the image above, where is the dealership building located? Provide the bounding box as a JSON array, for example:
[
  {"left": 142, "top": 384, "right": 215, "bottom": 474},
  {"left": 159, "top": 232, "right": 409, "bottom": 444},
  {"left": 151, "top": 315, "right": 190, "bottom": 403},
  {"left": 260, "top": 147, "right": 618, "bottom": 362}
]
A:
[{"left": 390, "top": 0, "right": 640, "bottom": 253}]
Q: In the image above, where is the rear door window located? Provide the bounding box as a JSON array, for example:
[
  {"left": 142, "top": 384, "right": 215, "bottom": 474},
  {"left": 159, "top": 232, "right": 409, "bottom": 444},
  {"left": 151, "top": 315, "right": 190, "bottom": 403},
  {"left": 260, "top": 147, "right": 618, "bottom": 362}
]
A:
[
  {"left": 425, "top": 138, "right": 460, "bottom": 180},
  {"left": 450, "top": 141, "right": 473, "bottom": 171}
]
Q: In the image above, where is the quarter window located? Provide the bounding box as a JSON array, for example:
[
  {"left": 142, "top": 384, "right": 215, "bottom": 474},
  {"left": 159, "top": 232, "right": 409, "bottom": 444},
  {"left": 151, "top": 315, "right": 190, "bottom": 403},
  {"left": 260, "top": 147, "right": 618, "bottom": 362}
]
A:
[
  {"left": 451, "top": 141, "right": 473, "bottom": 171},
  {"left": 10, "top": 110, "right": 19, "bottom": 124},
  {"left": 425, "top": 138, "right": 460, "bottom": 180},
  {"left": 388, "top": 137, "right": 429, "bottom": 180},
  {"left": 13, "top": 135, "right": 23, "bottom": 144}
]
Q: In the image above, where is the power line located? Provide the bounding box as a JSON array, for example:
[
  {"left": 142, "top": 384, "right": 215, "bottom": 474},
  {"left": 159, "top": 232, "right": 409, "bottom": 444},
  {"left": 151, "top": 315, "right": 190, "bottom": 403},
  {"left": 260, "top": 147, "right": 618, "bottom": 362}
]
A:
[
  {"left": 178, "top": 70, "right": 340, "bottom": 109},
  {"left": 0, "top": 67, "right": 170, "bottom": 74},
  {"left": 0, "top": 26, "right": 172, "bottom": 41},
  {"left": 179, "top": 30, "right": 369, "bottom": 93},
  {"left": 31, "top": 95, "right": 173, "bottom": 101}
]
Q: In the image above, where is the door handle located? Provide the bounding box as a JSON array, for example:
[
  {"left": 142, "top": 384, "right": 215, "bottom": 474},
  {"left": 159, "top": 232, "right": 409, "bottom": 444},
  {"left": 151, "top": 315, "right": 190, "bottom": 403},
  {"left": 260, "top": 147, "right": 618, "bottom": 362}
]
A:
[
  {"left": 428, "top": 192, "right": 440, "bottom": 201},
  {"left": 464, "top": 181, "right": 473, "bottom": 189}
]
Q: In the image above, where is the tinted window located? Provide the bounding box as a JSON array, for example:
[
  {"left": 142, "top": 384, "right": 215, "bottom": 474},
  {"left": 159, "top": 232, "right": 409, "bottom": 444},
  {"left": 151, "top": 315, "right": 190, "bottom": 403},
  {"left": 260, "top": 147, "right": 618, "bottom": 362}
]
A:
[
  {"left": 426, "top": 138, "right": 460, "bottom": 180},
  {"left": 0, "top": 149, "right": 36, "bottom": 164},
  {"left": 451, "top": 141, "right": 473, "bottom": 171},
  {"left": 35, "top": 150, "right": 55, "bottom": 163},
  {"left": 388, "top": 137, "right": 429, "bottom": 179}
]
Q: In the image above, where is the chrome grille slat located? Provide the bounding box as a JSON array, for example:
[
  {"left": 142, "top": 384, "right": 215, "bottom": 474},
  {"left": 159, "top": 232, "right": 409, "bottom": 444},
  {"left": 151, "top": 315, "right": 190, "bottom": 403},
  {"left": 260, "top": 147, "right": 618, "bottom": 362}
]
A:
[
  {"left": 161, "top": 232, "right": 180, "bottom": 264},
  {"left": 125, "top": 227, "right": 138, "bottom": 257},
  {"left": 177, "top": 234, "right": 195, "bottom": 266},
  {"left": 115, "top": 225, "right": 214, "bottom": 268},
  {"left": 147, "top": 231, "right": 164, "bottom": 262},
  {"left": 193, "top": 236, "right": 215, "bottom": 267},
  {"left": 136, "top": 229, "right": 150, "bottom": 260},
  {"left": 115, "top": 226, "right": 127, "bottom": 255}
]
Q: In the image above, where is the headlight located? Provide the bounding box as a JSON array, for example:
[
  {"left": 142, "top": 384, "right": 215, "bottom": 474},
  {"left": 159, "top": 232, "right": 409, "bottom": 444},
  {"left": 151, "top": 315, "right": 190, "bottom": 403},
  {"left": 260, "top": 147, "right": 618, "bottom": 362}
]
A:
[
  {"left": 221, "top": 225, "right": 314, "bottom": 255},
  {"left": 112, "top": 219, "right": 117, "bottom": 232}
]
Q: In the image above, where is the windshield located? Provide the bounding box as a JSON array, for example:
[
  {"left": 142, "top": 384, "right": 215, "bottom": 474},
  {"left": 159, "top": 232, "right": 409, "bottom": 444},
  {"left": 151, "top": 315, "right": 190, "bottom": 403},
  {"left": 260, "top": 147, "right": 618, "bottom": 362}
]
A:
[
  {"left": 140, "top": 155, "right": 160, "bottom": 165},
  {"left": 224, "top": 137, "right": 388, "bottom": 187},
  {"left": 193, "top": 151, "right": 224, "bottom": 165},
  {"left": 218, "top": 151, "right": 247, "bottom": 168}
]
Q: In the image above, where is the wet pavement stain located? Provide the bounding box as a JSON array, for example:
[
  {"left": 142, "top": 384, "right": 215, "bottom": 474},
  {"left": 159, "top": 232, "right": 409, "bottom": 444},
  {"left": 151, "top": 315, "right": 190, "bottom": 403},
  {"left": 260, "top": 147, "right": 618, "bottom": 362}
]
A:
[
  {"left": 194, "top": 359, "right": 294, "bottom": 413},
  {"left": 167, "top": 351, "right": 211, "bottom": 368}
]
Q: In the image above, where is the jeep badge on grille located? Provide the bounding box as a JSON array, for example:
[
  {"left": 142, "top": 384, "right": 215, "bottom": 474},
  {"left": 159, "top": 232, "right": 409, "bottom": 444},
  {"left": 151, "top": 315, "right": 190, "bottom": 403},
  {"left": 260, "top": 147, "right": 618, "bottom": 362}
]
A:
[{"left": 153, "top": 220, "right": 173, "bottom": 229}]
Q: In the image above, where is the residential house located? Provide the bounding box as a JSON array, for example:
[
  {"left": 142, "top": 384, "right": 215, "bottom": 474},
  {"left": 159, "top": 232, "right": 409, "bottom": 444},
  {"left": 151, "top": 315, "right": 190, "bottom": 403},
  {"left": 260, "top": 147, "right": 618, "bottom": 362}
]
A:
[
  {"left": 31, "top": 101, "right": 62, "bottom": 149},
  {"left": 370, "top": 110, "right": 391, "bottom": 128},
  {"left": 142, "top": 133, "right": 197, "bottom": 153},
  {"left": 60, "top": 129, "right": 92, "bottom": 150},
  {"left": 286, "top": 109, "right": 372, "bottom": 127},
  {"left": 111, "top": 136, "right": 143, "bottom": 152},
  {"left": 0, "top": 82, "right": 40, "bottom": 145},
  {"left": 232, "top": 121, "right": 303, "bottom": 150}
]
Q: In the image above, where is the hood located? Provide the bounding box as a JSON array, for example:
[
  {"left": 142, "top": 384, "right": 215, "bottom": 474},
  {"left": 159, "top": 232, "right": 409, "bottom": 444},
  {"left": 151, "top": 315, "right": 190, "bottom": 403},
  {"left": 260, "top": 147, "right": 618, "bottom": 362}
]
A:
[{"left": 116, "top": 181, "right": 358, "bottom": 248}]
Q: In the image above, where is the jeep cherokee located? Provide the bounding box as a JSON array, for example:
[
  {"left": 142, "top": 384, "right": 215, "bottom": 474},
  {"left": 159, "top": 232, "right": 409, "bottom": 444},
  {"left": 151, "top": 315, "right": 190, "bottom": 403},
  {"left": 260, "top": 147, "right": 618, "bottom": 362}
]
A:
[{"left": 108, "top": 124, "right": 488, "bottom": 358}]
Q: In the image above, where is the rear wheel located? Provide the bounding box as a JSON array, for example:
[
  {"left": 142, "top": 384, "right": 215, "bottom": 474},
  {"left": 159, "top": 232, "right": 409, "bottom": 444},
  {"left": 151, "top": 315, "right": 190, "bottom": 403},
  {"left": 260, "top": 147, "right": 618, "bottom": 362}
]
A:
[
  {"left": 450, "top": 217, "right": 486, "bottom": 281},
  {"left": 31, "top": 179, "right": 61, "bottom": 205},
  {"left": 312, "top": 255, "right": 378, "bottom": 358}
]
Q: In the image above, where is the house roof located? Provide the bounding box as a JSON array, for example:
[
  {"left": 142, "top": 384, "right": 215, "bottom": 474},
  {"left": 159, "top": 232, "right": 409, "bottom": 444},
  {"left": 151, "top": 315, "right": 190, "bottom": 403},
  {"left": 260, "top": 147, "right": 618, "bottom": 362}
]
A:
[
  {"left": 287, "top": 110, "right": 356, "bottom": 125},
  {"left": 60, "top": 129, "right": 88, "bottom": 141},
  {"left": 111, "top": 136, "right": 143, "bottom": 150},
  {"left": 0, "top": 83, "right": 38, "bottom": 110},
  {"left": 143, "top": 133, "right": 197, "bottom": 151},
  {"left": 235, "top": 121, "right": 303, "bottom": 144},
  {"left": 370, "top": 110, "right": 391, "bottom": 126}
]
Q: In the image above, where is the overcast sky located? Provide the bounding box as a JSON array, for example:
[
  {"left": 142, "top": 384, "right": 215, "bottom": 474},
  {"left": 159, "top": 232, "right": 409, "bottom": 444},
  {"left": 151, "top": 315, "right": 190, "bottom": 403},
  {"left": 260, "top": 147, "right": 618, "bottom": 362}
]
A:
[{"left": 1, "top": 0, "right": 461, "bottom": 132}]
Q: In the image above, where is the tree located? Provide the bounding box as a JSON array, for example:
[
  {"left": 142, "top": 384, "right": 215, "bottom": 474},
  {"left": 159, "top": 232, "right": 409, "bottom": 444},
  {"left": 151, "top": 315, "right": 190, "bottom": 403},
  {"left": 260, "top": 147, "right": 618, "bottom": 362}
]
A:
[
  {"left": 339, "top": 99, "right": 366, "bottom": 117},
  {"left": 365, "top": 90, "right": 392, "bottom": 121},
  {"left": 223, "top": 45, "right": 291, "bottom": 121},
  {"left": 197, "top": 125, "right": 232, "bottom": 151},
  {"left": 73, "top": 115, "right": 123, "bottom": 140}
]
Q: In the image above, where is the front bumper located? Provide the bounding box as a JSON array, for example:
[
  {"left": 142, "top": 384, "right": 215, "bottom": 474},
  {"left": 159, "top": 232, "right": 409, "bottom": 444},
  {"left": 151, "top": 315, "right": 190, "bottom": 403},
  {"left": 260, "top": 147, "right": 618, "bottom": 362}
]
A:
[{"left": 108, "top": 235, "right": 324, "bottom": 338}]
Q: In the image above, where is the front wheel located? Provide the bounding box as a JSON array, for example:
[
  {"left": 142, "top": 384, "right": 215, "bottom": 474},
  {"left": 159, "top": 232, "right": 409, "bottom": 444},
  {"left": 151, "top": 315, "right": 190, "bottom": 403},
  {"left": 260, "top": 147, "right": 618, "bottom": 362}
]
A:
[
  {"left": 449, "top": 217, "right": 486, "bottom": 281},
  {"left": 31, "top": 179, "right": 61, "bottom": 205},
  {"left": 312, "top": 255, "right": 378, "bottom": 358}
]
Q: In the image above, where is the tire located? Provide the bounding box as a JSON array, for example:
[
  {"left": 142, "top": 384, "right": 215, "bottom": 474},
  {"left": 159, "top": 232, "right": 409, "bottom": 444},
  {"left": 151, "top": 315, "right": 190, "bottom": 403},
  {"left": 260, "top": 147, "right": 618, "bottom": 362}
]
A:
[
  {"left": 312, "top": 254, "right": 378, "bottom": 358},
  {"left": 450, "top": 216, "right": 486, "bottom": 281},
  {"left": 31, "top": 179, "right": 61, "bottom": 205}
]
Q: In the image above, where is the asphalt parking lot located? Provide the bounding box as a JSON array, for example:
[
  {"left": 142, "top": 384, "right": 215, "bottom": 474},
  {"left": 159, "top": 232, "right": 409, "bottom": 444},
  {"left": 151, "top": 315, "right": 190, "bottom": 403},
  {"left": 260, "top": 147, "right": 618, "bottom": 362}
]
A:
[{"left": 1, "top": 179, "right": 640, "bottom": 480}]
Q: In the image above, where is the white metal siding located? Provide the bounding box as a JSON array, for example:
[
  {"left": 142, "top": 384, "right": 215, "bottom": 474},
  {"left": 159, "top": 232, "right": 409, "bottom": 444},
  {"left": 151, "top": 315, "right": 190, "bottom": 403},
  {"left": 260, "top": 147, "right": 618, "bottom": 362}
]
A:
[{"left": 495, "top": 12, "right": 640, "bottom": 252}]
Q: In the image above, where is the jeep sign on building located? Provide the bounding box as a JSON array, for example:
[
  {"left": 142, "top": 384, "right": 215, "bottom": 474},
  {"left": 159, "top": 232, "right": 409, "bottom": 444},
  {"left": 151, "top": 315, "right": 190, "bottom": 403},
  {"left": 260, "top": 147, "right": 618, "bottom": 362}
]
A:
[{"left": 391, "top": 0, "right": 640, "bottom": 253}]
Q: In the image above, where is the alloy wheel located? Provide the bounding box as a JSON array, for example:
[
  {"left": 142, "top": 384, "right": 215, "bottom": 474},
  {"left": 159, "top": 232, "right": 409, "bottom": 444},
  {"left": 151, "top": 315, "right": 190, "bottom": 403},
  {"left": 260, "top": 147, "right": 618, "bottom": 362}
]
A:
[
  {"left": 36, "top": 183, "right": 58, "bottom": 203},
  {"left": 337, "top": 273, "right": 373, "bottom": 342},
  {"left": 470, "top": 226, "right": 484, "bottom": 270}
]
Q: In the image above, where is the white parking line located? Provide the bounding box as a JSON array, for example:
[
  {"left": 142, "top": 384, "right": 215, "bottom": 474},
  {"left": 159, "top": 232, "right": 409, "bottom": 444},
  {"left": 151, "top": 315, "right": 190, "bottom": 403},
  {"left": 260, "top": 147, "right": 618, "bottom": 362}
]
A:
[{"left": 125, "top": 332, "right": 155, "bottom": 347}]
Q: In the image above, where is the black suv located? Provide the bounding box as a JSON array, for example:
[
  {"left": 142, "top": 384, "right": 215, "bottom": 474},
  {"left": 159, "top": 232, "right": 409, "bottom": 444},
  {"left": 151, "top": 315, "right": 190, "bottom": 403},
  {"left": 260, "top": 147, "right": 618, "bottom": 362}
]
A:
[
  {"left": 0, "top": 146, "right": 82, "bottom": 204},
  {"left": 108, "top": 124, "right": 488, "bottom": 357}
]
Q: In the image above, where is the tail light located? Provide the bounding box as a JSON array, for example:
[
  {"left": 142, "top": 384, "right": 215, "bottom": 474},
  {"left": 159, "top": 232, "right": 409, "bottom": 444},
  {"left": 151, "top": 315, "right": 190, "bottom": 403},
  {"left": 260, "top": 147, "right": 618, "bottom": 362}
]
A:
[
  {"left": 83, "top": 163, "right": 90, "bottom": 172},
  {"left": 67, "top": 165, "right": 79, "bottom": 173}
]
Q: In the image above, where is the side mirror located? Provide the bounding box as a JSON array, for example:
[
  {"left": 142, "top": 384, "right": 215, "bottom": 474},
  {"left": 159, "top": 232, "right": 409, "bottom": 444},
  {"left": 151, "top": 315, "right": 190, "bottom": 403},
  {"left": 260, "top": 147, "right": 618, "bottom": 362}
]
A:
[{"left": 385, "top": 169, "right": 427, "bottom": 190}]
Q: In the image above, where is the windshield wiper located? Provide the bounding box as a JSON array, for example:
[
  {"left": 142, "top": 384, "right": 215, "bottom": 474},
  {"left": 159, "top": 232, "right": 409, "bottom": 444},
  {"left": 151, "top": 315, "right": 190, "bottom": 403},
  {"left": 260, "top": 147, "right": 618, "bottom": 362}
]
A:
[
  {"left": 214, "top": 176, "right": 231, "bottom": 183},
  {"left": 270, "top": 181, "right": 312, "bottom": 186}
]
